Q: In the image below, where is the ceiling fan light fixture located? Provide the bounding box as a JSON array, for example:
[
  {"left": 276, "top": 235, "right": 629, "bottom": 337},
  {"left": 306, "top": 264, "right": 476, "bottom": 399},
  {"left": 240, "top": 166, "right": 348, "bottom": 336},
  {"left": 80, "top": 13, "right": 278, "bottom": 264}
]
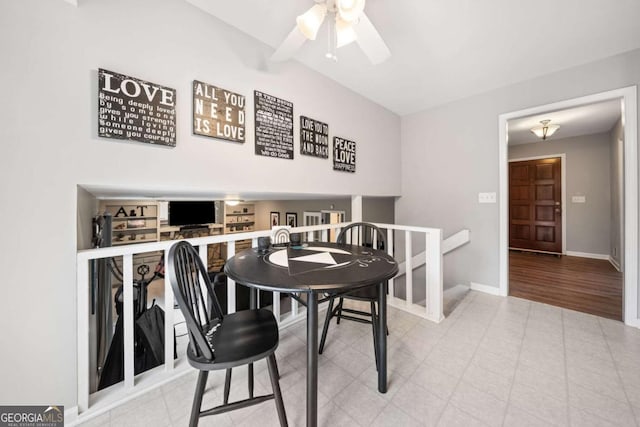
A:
[
  {"left": 337, "top": 0, "right": 365, "bottom": 22},
  {"left": 530, "top": 119, "right": 560, "bottom": 140},
  {"left": 335, "top": 17, "right": 357, "bottom": 47},
  {"left": 296, "top": 4, "right": 328, "bottom": 40}
]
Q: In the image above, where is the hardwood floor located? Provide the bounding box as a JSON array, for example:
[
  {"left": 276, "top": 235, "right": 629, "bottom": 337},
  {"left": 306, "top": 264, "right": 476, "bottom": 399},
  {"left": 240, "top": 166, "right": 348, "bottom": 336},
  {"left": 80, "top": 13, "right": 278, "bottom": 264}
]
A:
[{"left": 509, "top": 250, "right": 623, "bottom": 321}]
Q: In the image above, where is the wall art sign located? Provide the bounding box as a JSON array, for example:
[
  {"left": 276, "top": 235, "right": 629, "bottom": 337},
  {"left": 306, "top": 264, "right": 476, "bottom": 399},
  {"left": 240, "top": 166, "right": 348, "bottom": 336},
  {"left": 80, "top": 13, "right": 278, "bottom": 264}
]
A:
[
  {"left": 192, "top": 80, "right": 245, "bottom": 143},
  {"left": 98, "top": 69, "right": 176, "bottom": 146},
  {"left": 254, "top": 90, "right": 294, "bottom": 159},
  {"left": 333, "top": 136, "right": 356, "bottom": 173},
  {"left": 300, "top": 116, "right": 329, "bottom": 158}
]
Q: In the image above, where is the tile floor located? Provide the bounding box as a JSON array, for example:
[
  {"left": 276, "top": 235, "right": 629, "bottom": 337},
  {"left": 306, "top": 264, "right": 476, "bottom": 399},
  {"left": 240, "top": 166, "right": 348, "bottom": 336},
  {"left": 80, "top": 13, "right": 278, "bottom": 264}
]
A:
[{"left": 79, "top": 291, "right": 640, "bottom": 426}]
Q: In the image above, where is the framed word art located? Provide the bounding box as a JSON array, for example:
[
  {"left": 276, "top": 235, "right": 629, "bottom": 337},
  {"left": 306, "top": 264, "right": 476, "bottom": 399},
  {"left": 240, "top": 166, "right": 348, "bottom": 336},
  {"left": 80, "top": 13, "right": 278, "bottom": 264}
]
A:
[
  {"left": 98, "top": 69, "right": 176, "bottom": 146},
  {"left": 333, "top": 136, "right": 356, "bottom": 173},
  {"left": 254, "top": 91, "right": 294, "bottom": 160},
  {"left": 300, "top": 116, "right": 329, "bottom": 158},
  {"left": 193, "top": 80, "right": 245, "bottom": 143}
]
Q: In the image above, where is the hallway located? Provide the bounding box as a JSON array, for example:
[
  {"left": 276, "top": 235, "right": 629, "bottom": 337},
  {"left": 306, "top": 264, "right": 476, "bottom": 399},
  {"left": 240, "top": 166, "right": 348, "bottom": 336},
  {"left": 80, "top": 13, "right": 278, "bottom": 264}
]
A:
[{"left": 509, "top": 251, "right": 623, "bottom": 321}]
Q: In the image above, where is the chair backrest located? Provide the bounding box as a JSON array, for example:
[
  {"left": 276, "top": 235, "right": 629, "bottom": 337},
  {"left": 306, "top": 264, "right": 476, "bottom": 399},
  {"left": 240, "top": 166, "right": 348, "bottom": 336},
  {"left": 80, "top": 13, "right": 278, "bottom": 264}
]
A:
[
  {"left": 336, "top": 222, "right": 386, "bottom": 251},
  {"left": 168, "top": 241, "right": 224, "bottom": 361}
]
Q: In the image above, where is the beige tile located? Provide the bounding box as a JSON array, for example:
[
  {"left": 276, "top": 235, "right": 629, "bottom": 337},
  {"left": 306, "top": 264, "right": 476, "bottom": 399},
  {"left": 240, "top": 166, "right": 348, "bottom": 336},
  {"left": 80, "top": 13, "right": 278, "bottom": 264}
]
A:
[
  {"left": 569, "top": 406, "right": 619, "bottom": 427},
  {"left": 436, "top": 403, "right": 489, "bottom": 427},
  {"left": 567, "top": 364, "right": 627, "bottom": 403},
  {"left": 75, "top": 411, "right": 110, "bottom": 427},
  {"left": 509, "top": 381, "right": 568, "bottom": 426},
  {"left": 568, "top": 381, "right": 636, "bottom": 426},
  {"left": 371, "top": 403, "right": 422, "bottom": 427},
  {"left": 409, "top": 361, "right": 460, "bottom": 400},
  {"left": 514, "top": 362, "right": 567, "bottom": 401},
  {"left": 470, "top": 348, "right": 518, "bottom": 379},
  {"left": 390, "top": 381, "right": 447, "bottom": 426},
  {"left": 461, "top": 362, "right": 513, "bottom": 402},
  {"left": 504, "top": 404, "right": 555, "bottom": 427},
  {"left": 425, "top": 346, "right": 471, "bottom": 379},
  {"left": 316, "top": 358, "right": 357, "bottom": 397},
  {"left": 334, "top": 379, "right": 390, "bottom": 426},
  {"left": 449, "top": 382, "right": 507, "bottom": 427}
]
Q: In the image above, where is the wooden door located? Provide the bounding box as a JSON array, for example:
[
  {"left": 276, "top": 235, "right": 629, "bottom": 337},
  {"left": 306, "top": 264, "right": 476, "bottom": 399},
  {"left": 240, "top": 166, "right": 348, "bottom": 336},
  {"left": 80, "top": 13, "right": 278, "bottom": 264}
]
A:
[{"left": 509, "top": 157, "right": 562, "bottom": 253}]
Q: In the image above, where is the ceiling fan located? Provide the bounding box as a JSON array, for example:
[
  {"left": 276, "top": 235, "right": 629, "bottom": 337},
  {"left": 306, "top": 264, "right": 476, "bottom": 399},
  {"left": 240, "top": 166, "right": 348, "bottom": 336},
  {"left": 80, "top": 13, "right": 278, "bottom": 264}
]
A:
[{"left": 270, "top": 0, "right": 391, "bottom": 65}]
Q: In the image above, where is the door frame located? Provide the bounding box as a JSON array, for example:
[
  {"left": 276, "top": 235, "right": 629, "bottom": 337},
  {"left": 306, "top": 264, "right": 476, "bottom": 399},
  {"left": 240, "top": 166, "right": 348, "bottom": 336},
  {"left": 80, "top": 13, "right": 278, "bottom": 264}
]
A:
[
  {"left": 509, "top": 154, "right": 567, "bottom": 255},
  {"left": 498, "top": 86, "right": 638, "bottom": 326}
]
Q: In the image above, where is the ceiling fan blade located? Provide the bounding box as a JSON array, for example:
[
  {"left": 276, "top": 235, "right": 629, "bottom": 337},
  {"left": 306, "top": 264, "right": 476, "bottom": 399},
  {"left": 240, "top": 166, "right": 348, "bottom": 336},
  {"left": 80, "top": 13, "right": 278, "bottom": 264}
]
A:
[
  {"left": 270, "top": 26, "right": 307, "bottom": 62},
  {"left": 354, "top": 12, "right": 391, "bottom": 65}
]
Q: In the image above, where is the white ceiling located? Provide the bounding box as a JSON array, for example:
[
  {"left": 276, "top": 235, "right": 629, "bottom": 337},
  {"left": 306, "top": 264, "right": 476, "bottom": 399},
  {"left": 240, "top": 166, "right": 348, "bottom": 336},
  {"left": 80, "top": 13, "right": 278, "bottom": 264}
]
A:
[
  {"left": 185, "top": 0, "right": 640, "bottom": 116},
  {"left": 508, "top": 99, "right": 622, "bottom": 145}
]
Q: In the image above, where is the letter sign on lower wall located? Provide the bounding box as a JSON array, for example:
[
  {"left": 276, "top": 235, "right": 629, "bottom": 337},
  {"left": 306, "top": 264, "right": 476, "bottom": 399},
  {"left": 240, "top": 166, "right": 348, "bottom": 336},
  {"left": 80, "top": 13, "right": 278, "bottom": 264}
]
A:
[{"left": 333, "top": 136, "right": 356, "bottom": 173}]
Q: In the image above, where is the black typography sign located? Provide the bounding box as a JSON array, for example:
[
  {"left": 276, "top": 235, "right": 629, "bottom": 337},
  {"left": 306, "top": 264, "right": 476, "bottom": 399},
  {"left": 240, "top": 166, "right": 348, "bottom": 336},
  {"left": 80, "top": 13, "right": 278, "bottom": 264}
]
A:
[
  {"left": 98, "top": 69, "right": 176, "bottom": 146},
  {"left": 193, "top": 80, "right": 245, "bottom": 143},
  {"left": 254, "top": 91, "right": 294, "bottom": 159},
  {"left": 300, "top": 116, "right": 329, "bottom": 158},
  {"left": 333, "top": 136, "right": 356, "bottom": 173}
]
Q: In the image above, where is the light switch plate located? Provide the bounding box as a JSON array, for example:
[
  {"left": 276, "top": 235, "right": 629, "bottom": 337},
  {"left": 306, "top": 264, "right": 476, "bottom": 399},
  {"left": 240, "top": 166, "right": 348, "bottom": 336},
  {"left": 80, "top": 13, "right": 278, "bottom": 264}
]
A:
[
  {"left": 572, "top": 195, "right": 586, "bottom": 203},
  {"left": 479, "top": 192, "right": 497, "bottom": 203}
]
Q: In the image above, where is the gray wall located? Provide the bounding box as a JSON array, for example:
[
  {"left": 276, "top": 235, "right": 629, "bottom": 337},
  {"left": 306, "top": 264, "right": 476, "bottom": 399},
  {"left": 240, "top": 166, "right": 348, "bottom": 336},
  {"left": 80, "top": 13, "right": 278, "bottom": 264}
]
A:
[
  {"left": 254, "top": 199, "right": 352, "bottom": 230},
  {"left": 0, "top": 0, "right": 401, "bottom": 408},
  {"left": 399, "top": 47, "right": 640, "bottom": 288},
  {"left": 610, "top": 119, "right": 624, "bottom": 269},
  {"left": 363, "top": 197, "right": 396, "bottom": 224},
  {"left": 509, "top": 133, "right": 612, "bottom": 255}
]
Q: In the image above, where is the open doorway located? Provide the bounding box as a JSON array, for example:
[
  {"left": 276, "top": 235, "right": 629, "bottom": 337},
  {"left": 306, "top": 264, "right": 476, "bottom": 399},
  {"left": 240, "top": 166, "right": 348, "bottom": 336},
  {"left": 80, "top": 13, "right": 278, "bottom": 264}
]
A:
[{"left": 498, "top": 86, "right": 638, "bottom": 325}]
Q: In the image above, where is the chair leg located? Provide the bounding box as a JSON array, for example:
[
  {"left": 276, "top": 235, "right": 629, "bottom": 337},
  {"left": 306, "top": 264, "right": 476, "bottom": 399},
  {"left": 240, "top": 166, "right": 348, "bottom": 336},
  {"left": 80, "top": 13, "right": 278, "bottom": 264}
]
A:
[
  {"left": 190, "top": 370, "right": 208, "bottom": 427},
  {"left": 319, "top": 296, "right": 335, "bottom": 354},
  {"left": 273, "top": 356, "right": 281, "bottom": 379},
  {"left": 336, "top": 297, "right": 344, "bottom": 324},
  {"left": 267, "top": 354, "right": 288, "bottom": 427},
  {"left": 223, "top": 368, "right": 232, "bottom": 405},
  {"left": 371, "top": 301, "right": 379, "bottom": 371}
]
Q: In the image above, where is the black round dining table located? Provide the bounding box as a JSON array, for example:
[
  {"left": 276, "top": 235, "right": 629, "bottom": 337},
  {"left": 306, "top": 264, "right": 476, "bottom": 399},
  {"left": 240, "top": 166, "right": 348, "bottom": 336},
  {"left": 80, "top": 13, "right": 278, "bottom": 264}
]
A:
[{"left": 224, "top": 241, "right": 398, "bottom": 427}]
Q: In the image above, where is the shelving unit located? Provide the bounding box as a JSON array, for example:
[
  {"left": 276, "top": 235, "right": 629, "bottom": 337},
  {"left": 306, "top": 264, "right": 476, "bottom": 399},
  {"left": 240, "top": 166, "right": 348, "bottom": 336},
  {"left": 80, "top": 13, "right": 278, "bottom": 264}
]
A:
[
  {"left": 100, "top": 201, "right": 160, "bottom": 246},
  {"left": 224, "top": 203, "right": 255, "bottom": 234},
  {"left": 224, "top": 203, "right": 255, "bottom": 252}
]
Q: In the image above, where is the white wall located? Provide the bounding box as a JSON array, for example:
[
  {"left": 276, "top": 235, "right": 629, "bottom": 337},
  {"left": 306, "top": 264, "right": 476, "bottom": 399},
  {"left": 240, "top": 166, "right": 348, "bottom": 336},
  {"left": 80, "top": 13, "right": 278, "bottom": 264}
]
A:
[
  {"left": 509, "top": 133, "right": 612, "bottom": 256},
  {"left": 0, "top": 0, "right": 401, "bottom": 408},
  {"left": 399, "top": 48, "right": 640, "bottom": 289}
]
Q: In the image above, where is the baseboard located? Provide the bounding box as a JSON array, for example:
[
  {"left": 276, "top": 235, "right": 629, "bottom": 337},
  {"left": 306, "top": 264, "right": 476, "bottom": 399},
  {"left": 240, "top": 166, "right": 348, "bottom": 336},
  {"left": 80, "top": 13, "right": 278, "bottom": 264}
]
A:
[
  {"left": 64, "top": 406, "right": 78, "bottom": 424},
  {"left": 565, "top": 251, "right": 610, "bottom": 260},
  {"left": 624, "top": 317, "right": 640, "bottom": 329},
  {"left": 470, "top": 282, "right": 503, "bottom": 296},
  {"left": 609, "top": 256, "right": 622, "bottom": 272}
]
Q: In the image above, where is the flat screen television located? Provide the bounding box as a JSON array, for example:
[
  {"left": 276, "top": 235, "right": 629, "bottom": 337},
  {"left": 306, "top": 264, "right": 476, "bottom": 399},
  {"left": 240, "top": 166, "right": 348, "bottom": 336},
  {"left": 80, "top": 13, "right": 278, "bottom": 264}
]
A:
[{"left": 169, "top": 201, "right": 216, "bottom": 226}]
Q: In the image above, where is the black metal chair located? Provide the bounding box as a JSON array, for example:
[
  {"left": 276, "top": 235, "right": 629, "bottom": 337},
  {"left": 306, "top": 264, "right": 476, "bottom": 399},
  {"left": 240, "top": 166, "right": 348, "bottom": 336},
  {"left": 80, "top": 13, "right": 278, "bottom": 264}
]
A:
[
  {"left": 168, "top": 241, "right": 287, "bottom": 427},
  {"left": 318, "top": 222, "right": 388, "bottom": 368}
]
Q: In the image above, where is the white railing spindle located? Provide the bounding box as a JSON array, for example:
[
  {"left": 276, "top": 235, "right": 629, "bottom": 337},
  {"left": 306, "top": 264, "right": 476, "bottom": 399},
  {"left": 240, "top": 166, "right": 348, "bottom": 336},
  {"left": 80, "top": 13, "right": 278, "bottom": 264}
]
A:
[
  {"left": 122, "top": 253, "right": 135, "bottom": 390},
  {"left": 404, "top": 230, "right": 413, "bottom": 306},
  {"left": 226, "top": 241, "right": 236, "bottom": 314},
  {"left": 77, "top": 257, "right": 90, "bottom": 412},
  {"left": 163, "top": 249, "right": 174, "bottom": 372}
]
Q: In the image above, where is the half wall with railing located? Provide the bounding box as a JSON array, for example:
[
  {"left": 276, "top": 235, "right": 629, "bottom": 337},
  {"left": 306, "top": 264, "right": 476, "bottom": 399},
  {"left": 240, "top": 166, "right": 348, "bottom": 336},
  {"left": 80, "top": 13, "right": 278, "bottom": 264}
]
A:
[{"left": 74, "top": 222, "right": 469, "bottom": 423}]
